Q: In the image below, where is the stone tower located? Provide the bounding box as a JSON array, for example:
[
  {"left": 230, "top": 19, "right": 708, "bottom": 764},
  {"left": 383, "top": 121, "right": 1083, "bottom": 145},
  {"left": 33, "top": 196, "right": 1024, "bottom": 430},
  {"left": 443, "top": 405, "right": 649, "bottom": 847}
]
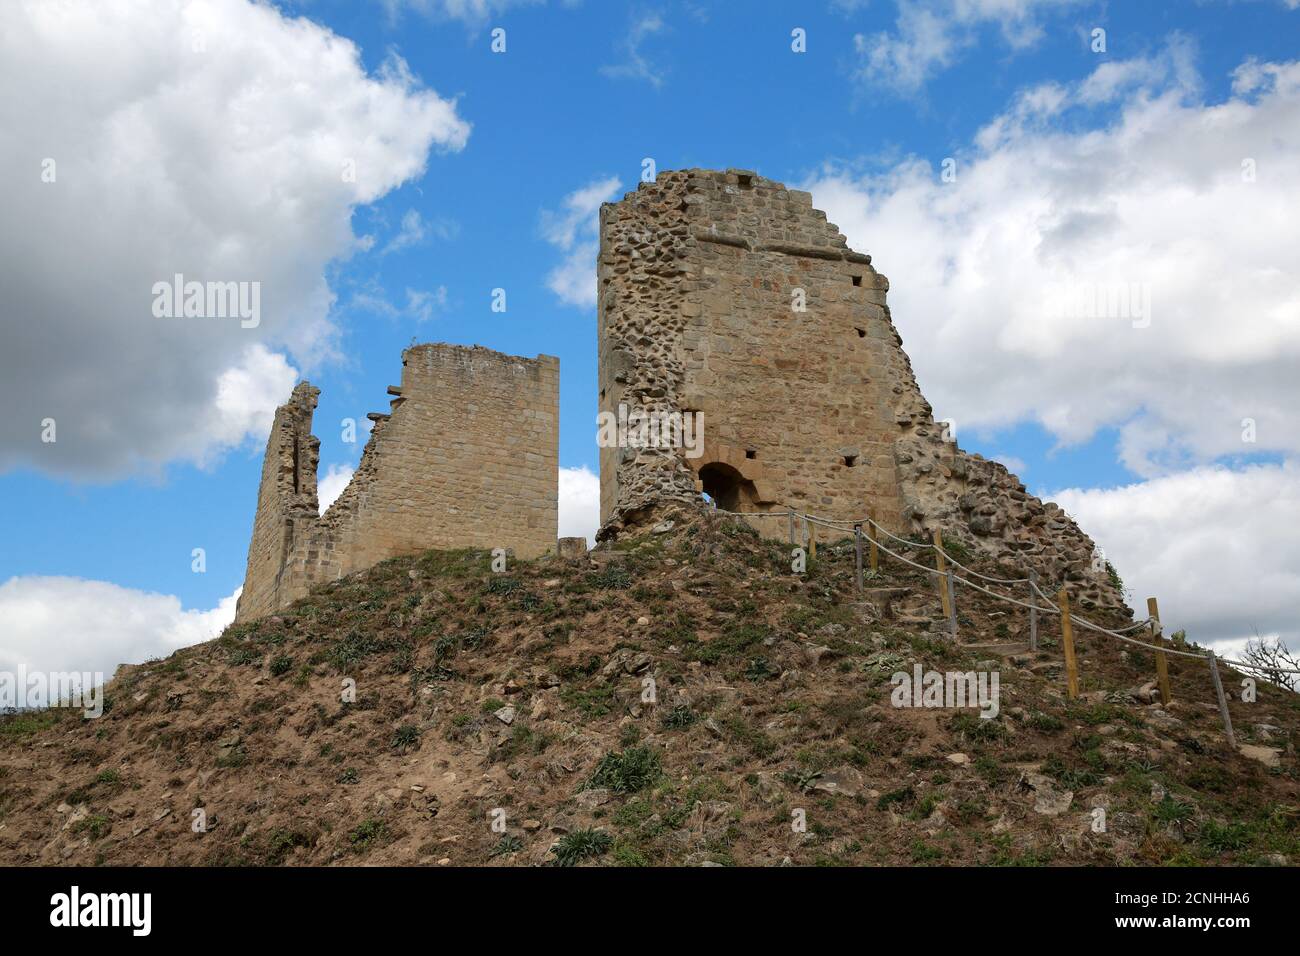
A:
[
  {"left": 236, "top": 343, "right": 559, "bottom": 622},
  {"left": 597, "top": 168, "right": 1124, "bottom": 611}
]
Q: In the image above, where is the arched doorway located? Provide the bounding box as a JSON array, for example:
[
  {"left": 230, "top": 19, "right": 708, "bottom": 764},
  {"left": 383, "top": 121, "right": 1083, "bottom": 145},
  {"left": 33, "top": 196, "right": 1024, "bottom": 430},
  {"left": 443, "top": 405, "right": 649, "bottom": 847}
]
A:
[{"left": 698, "top": 461, "right": 759, "bottom": 512}]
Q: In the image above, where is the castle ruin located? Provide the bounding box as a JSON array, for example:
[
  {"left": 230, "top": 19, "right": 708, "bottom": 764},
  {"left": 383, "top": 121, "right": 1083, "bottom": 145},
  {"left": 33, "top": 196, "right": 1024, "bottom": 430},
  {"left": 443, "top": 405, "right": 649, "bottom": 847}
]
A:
[
  {"left": 597, "top": 168, "right": 1124, "bottom": 611},
  {"left": 235, "top": 344, "right": 559, "bottom": 622}
]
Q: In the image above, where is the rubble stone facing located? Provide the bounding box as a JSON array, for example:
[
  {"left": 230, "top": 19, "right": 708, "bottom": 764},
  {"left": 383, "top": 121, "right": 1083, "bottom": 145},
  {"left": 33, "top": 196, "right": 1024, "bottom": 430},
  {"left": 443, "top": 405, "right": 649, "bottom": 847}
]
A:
[
  {"left": 235, "top": 344, "right": 559, "bottom": 622},
  {"left": 597, "top": 168, "right": 1125, "bottom": 611}
]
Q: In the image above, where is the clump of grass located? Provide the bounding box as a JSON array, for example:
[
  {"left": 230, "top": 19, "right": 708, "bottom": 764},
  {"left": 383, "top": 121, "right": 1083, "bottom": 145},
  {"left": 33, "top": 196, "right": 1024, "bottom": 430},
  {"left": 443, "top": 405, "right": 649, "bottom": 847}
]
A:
[
  {"left": 685, "top": 623, "right": 767, "bottom": 665},
  {"left": 348, "top": 817, "right": 388, "bottom": 852},
  {"left": 877, "top": 785, "right": 915, "bottom": 810},
  {"left": 559, "top": 684, "right": 616, "bottom": 718},
  {"left": 489, "top": 834, "right": 524, "bottom": 858},
  {"left": 949, "top": 712, "right": 1008, "bottom": 744},
  {"left": 72, "top": 813, "right": 111, "bottom": 840},
  {"left": 1022, "top": 711, "right": 1064, "bottom": 733},
  {"left": 552, "top": 828, "right": 612, "bottom": 866},
  {"left": 585, "top": 745, "right": 662, "bottom": 794},
  {"left": 1153, "top": 796, "right": 1194, "bottom": 824},
  {"left": 0, "top": 708, "right": 64, "bottom": 738},
  {"left": 1199, "top": 820, "right": 1251, "bottom": 854},
  {"left": 591, "top": 565, "right": 632, "bottom": 590},
  {"left": 390, "top": 725, "right": 421, "bottom": 752},
  {"left": 660, "top": 705, "right": 697, "bottom": 730},
  {"left": 270, "top": 655, "right": 294, "bottom": 677},
  {"left": 326, "top": 630, "right": 390, "bottom": 672},
  {"left": 227, "top": 647, "right": 261, "bottom": 667}
]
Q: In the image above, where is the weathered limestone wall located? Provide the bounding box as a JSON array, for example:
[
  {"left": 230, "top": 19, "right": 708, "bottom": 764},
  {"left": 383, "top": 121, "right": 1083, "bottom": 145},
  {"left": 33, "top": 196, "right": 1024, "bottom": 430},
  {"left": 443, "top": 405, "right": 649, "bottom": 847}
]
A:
[
  {"left": 235, "top": 382, "right": 321, "bottom": 622},
  {"left": 598, "top": 168, "right": 1124, "bottom": 611},
  {"left": 235, "top": 344, "right": 559, "bottom": 622}
]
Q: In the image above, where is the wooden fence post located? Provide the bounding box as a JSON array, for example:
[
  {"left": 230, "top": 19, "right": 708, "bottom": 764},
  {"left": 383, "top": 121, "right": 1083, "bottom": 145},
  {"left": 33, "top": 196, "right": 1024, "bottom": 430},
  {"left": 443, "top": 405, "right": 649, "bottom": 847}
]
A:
[
  {"left": 809, "top": 520, "right": 817, "bottom": 560},
  {"left": 1058, "top": 586, "right": 1080, "bottom": 699},
  {"left": 788, "top": 510, "right": 795, "bottom": 546},
  {"left": 1147, "top": 596, "right": 1172, "bottom": 706},
  {"left": 1027, "top": 570, "right": 1039, "bottom": 652},
  {"left": 1208, "top": 652, "right": 1237, "bottom": 748},
  {"left": 868, "top": 514, "right": 879, "bottom": 573},
  {"left": 933, "top": 529, "right": 952, "bottom": 623},
  {"left": 854, "top": 524, "right": 864, "bottom": 593},
  {"left": 946, "top": 569, "right": 958, "bottom": 639}
]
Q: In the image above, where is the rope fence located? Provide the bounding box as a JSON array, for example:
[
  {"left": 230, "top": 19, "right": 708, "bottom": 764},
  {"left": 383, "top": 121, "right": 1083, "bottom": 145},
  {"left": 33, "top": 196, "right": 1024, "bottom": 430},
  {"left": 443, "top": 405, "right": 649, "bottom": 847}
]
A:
[{"left": 710, "top": 505, "right": 1296, "bottom": 749}]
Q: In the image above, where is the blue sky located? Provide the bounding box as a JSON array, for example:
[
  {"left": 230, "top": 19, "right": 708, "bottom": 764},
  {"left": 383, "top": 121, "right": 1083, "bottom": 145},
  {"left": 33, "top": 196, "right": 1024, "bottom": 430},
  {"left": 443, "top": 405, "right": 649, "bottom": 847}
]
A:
[{"left": 2, "top": 0, "right": 1298, "bottom": 677}]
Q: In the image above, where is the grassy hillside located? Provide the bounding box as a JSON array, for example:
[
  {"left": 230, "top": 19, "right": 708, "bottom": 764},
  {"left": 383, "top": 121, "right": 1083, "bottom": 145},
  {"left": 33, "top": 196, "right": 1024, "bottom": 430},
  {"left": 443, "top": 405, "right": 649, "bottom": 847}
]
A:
[{"left": 1, "top": 510, "right": 1297, "bottom": 866}]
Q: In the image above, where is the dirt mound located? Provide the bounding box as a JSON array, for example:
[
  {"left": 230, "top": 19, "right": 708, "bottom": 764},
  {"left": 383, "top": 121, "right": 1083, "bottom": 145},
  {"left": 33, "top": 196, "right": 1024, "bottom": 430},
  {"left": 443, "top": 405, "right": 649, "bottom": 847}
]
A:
[{"left": 1, "top": 512, "right": 1297, "bottom": 866}]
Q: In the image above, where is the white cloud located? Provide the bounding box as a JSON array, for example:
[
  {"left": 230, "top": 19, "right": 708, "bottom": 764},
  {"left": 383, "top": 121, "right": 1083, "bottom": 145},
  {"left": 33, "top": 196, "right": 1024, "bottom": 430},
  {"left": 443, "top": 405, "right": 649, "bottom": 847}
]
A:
[
  {"left": 992, "top": 455, "right": 1027, "bottom": 475},
  {"left": 1052, "top": 462, "right": 1300, "bottom": 655},
  {"left": 383, "top": 209, "right": 428, "bottom": 255},
  {"left": 806, "top": 45, "right": 1300, "bottom": 478},
  {"left": 380, "top": 0, "right": 543, "bottom": 27},
  {"left": 205, "top": 345, "right": 301, "bottom": 465},
  {"left": 559, "top": 465, "right": 600, "bottom": 546},
  {"left": 541, "top": 176, "right": 622, "bottom": 308},
  {"left": 853, "top": 0, "right": 1086, "bottom": 95},
  {"left": 601, "top": 13, "right": 668, "bottom": 88},
  {"left": 318, "top": 463, "right": 356, "bottom": 514},
  {"left": 0, "top": 578, "right": 239, "bottom": 684},
  {"left": 0, "top": 0, "right": 469, "bottom": 479}
]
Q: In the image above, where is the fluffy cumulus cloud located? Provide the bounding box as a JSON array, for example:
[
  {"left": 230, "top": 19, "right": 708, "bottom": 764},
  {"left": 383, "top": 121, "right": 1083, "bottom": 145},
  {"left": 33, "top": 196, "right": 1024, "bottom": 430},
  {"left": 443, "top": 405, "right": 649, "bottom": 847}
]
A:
[
  {"left": 0, "top": 578, "right": 239, "bottom": 684},
  {"left": 558, "top": 465, "right": 600, "bottom": 546},
  {"left": 318, "top": 463, "right": 356, "bottom": 514},
  {"left": 806, "top": 43, "right": 1300, "bottom": 477},
  {"left": 1053, "top": 462, "right": 1300, "bottom": 655},
  {"left": 0, "top": 0, "right": 469, "bottom": 479},
  {"left": 853, "top": 0, "right": 1086, "bottom": 94},
  {"left": 541, "top": 176, "right": 622, "bottom": 308}
]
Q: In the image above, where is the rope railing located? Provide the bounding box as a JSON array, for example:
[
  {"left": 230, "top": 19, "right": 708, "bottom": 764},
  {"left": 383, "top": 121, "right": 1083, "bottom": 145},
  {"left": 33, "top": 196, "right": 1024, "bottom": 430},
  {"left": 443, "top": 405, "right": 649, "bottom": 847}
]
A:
[{"left": 709, "top": 504, "right": 1294, "bottom": 746}]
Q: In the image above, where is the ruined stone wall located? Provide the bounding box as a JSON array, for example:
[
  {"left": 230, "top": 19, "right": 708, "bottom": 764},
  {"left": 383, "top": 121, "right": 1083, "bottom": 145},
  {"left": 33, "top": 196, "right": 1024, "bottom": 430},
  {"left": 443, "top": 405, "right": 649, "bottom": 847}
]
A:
[
  {"left": 598, "top": 168, "right": 1124, "bottom": 611},
  {"left": 235, "top": 382, "right": 321, "bottom": 622},
  {"left": 235, "top": 344, "right": 559, "bottom": 622}
]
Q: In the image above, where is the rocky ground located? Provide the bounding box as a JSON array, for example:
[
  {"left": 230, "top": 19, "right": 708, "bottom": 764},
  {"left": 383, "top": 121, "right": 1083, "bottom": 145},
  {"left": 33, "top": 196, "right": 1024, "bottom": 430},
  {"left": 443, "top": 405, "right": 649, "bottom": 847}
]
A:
[{"left": 1, "top": 510, "right": 1297, "bottom": 866}]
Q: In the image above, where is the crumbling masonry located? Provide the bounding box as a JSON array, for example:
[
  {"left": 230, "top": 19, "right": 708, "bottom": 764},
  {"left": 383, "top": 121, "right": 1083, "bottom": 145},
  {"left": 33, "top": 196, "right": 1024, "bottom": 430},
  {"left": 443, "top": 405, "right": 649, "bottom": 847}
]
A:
[
  {"left": 597, "top": 168, "right": 1125, "bottom": 611},
  {"left": 236, "top": 344, "right": 558, "bottom": 622}
]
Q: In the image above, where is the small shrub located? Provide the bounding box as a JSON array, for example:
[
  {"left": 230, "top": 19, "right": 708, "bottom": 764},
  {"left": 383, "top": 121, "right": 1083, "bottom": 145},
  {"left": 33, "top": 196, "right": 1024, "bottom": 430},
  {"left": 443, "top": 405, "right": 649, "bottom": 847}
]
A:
[{"left": 348, "top": 817, "right": 388, "bottom": 851}]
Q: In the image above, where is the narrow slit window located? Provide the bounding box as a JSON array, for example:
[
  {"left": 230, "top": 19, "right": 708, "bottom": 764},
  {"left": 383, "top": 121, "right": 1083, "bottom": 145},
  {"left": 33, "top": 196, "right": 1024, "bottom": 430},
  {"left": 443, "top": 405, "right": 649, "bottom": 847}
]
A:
[
  {"left": 844, "top": 455, "right": 858, "bottom": 467},
  {"left": 745, "top": 449, "right": 757, "bottom": 460},
  {"left": 851, "top": 275, "right": 862, "bottom": 286}
]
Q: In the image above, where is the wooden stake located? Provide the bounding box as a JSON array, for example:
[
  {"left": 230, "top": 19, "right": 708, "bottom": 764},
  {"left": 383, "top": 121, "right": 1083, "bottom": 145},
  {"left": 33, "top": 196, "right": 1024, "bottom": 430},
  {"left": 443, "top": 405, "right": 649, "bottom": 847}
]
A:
[
  {"left": 868, "top": 515, "right": 879, "bottom": 573},
  {"left": 854, "top": 524, "right": 863, "bottom": 593},
  {"left": 1058, "top": 586, "right": 1080, "bottom": 699},
  {"left": 1208, "top": 652, "right": 1237, "bottom": 748},
  {"left": 933, "top": 529, "right": 952, "bottom": 622},
  {"left": 946, "top": 569, "right": 958, "bottom": 639},
  {"left": 1027, "top": 570, "right": 1038, "bottom": 652},
  {"left": 809, "top": 520, "right": 817, "bottom": 559},
  {"left": 788, "top": 510, "right": 795, "bottom": 545},
  {"left": 1147, "top": 596, "right": 1172, "bottom": 706}
]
